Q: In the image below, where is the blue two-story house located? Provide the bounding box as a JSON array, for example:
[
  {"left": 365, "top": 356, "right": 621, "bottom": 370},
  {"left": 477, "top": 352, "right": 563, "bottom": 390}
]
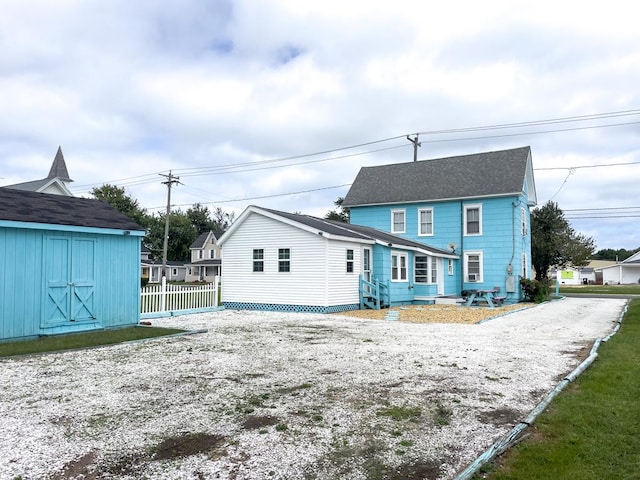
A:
[{"left": 343, "top": 146, "right": 537, "bottom": 304}]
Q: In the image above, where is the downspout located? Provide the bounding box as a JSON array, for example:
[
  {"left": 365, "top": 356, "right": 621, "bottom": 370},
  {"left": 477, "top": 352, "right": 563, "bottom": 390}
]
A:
[{"left": 460, "top": 201, "right": 464, "bottom": 294}]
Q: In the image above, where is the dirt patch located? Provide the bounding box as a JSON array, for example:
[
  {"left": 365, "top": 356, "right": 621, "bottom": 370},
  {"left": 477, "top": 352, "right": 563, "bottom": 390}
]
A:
[
  {"left": 50, "top": 451, "right": 98, "bottom": 480},
  {"left": 242, "top": 415, "right": 280, "bottom": 430},
  {"left": 152, "top": 432, "right": 226, "bottom": 460},
  {"left": 478, "top": 408, "right": 522, "bottom": 426}
]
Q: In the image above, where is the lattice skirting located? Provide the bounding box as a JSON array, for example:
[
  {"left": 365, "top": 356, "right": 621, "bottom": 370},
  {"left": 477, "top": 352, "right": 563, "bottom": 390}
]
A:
[{"left": 222, "top": 302, "right": 360, "bottom": 314}]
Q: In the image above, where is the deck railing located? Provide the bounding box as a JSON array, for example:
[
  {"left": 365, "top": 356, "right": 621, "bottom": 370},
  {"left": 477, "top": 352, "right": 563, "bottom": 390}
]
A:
[{"left": 359, "top": 275, "right": 390, "bottom": 310}]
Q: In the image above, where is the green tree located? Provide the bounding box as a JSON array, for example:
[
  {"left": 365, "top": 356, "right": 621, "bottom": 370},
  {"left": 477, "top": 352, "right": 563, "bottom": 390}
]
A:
[
  {"left": 186, "top": 203, "right": 217, "bottom": 234},
  {"left": 531, "top": 201, "right": 595, "bottom": 280},
  {"left": 592, "top": 248, "right": 638, "bottom": 261},
  {"left": 325, "top": 197, "right": 350, "bottom": 223},
  {"left": 146, "top": 212, "right": 197, "bottom": 261},
  {"left": 91, "top": 184, "right": 150, "bottom": 228}
]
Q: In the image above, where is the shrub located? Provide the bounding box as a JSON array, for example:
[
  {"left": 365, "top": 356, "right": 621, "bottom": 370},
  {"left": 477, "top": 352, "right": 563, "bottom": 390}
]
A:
[
  {"left": 520, "top": 278, "right": 550, "bottom": 303},
  {"left": 141, "top": 277, "right": 149, "bottom": 288}
]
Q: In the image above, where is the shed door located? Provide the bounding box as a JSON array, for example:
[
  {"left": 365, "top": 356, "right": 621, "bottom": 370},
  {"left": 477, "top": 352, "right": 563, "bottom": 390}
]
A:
[{"left": 44, "top": 236, "right": 96, "bottom": 326}]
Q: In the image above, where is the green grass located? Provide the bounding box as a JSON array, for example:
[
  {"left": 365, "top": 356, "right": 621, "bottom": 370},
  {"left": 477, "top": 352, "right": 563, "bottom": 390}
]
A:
[
  {"left": 475, "top": 299, "right": 640, "bottom": 480},
  {"left": 0, "top": 326, "right": 186, "bottom": 358},
  {"left": 559, "top": 284, "right": 640, "bottom": 295}
]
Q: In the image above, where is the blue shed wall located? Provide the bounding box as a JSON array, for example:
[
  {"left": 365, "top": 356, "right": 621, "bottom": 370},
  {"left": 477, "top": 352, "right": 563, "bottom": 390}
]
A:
[
  {"left": 0, "top": 226, "right": 141, "bottom": 341},
  {"left": 351, "top": 194, "right": 532, "bottom": 302}
]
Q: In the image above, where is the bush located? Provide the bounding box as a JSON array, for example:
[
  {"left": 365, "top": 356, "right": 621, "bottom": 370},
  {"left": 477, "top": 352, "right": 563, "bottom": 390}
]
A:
[
  {"left": 141, "top": 277, "right": 149, "bottom": 288},
  {"left": 520, "top": 278, "right": 550, "bottom": 303}
]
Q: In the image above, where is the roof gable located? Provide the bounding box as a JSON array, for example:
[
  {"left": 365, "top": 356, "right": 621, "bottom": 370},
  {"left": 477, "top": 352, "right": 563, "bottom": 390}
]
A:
[
  {"left": 48, "top": 146, "right": 73, "bottom": 182},
  {"left": 0, "top": 188, "right": 144, "bottom": 231},
  {"left": 343, "top": 146, "right": 535, "bottom": 207}
]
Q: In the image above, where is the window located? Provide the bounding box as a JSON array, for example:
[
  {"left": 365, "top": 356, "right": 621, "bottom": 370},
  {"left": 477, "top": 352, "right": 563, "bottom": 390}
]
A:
[
  {"left": 418, "top": 208, "right": 434, "bottom": 235},
  {"left": 209, "top": 249, "right": 216, "bottom": 259},
  {"left": 464, "top": 205, "right": 482, "bottom": 235},
  {"left": 465, "top": 251, "right": 483, "bottom": 282},
  {"left": 197, "top": 249, "right": 203, "bottom": 259},
  {"left": 522, "top": 252, "right": 528, "bottom": 279},
  {"left": 362, "top": 248, "right": 371, "bottom": 282},
  {"left": 346, "top": 249, "right": 354, "bottom": 273},
  {"left": 448, "top": 259, "right": 453, "bottom": 275},
  {"left": 431, "top": 257, "right": 438, "bottom": 284},
  {"left": 521, "top": 206, "right": 527, "bottom": 236},
  {"left": 187, "top": 267, "right": 192, "bottom": 275},
  {"left": 415, "top": 256, "right": 429, "bottom": 283},
  {"left": 278, "top": 248, "right": 291, "bottom": 272},
  {"left": 391, "top": 209, "right": 405, "bottom": 233},
  {"left": 172, "top": 268, "right": 178, "bottom": 276},
  {"left": 391, "top": 252, "right": 408, "bottom": 281},
  {"left": 252, "top": 249, "right": 264, "bottom": 272}
]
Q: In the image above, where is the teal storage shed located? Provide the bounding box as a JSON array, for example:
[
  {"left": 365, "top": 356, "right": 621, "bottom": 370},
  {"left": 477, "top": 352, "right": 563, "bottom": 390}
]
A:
[{"left": 0, "top": 188, "right": 145, "bottom": 341}]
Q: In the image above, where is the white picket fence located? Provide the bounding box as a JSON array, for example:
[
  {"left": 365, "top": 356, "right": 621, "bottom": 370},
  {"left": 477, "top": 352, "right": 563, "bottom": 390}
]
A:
[{"left": 141, "top": 277, "right": 220, "bottom": 317}]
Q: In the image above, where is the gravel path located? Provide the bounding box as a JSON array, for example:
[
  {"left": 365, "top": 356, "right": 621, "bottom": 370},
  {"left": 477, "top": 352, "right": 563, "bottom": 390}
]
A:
[{"left": 0, "top": 297, "right": 626, "bottom": 480}]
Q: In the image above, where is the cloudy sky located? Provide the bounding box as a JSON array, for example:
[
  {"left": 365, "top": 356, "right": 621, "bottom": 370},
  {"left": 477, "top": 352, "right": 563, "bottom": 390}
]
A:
[{"left": 2, "top": 0, "right": 639, "bottom": 250}]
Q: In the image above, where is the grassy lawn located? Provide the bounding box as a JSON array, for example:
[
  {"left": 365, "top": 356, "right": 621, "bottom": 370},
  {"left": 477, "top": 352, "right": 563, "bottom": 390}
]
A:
[
  {"left": 474, "top": 298, "right": 640, "bottom": 479},
  {"left": 559, "top": 284, "right": 640, "bottom": 295},
  {"left": 0, "top": 326, "right": 186, "bottom": 358}
]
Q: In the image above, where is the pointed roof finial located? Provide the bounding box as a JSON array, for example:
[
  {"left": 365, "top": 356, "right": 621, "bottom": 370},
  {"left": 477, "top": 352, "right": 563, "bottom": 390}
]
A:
[{"left": 47, "top": 146, "right": 73, "bottom": 182}]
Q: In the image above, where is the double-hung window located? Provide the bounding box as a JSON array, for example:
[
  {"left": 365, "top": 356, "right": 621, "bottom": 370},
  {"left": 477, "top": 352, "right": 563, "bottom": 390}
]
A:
[
  {"left": 209, "top": 249, "right": 216, "bottom": 259},
  {"left": 252, "top": 249, "right": 264, "bottom": 272},
  {"left": 391, "top": 209, "right": 406, "bottom": 234},
  {"left": 521, "top": 206, "right": 527, "bottom": 236},
  {"left": 278, "top": 248, "right": 291, "bottom": 272},
  {"left": 346, "top": 249, "right": 354, "bottom": 273},
  {"left": 197, "top": 249, "right": 203, "bottom": 259},
  {"left": 465, "top": 251, "right": 483, "bottom": 282},
  {"left": 464, "top": 204, "right": 482, "bottom": 235},
  {"left": 418, "top": 208, "right": 433, "bottom": 236},
  {"left": 391, "top": 252, "right": 408, "bottom": 281}
]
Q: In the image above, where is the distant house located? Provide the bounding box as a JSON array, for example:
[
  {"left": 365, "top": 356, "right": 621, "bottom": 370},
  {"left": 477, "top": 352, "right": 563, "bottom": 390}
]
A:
[
  {"left": 140, "top": 244, "right": 187, "bottom": 283},
  {"left": 600, "top": 251, "right": 640, "bottom": 284},
  {"left": 185, "top": 230, "right": 223, "bottom": 282},
  {"left": 343, "top": 146, "right": 537, "bottom": 303},
  {"left": 552, "top": 266, "right": 595, "bottom": 285},
  {"left": 218, "top": 206, "right": 457, "bottom": 313},
  {"left": 0, "top": 188, "right": 144, "bottom": 341},
  {"left": 3, "top": 146, "right": 74, "bottom": 196}
]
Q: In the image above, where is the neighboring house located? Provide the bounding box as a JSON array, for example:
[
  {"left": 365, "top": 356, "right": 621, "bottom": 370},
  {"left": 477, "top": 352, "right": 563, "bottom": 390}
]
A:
[
  {"left": 140, "top": 244, "right": 187, "bottom": 283},
  {"left": 185, "top": 230, "right": 223, "bottom": 282},
  {"left": 343, "top": 146, "right": 537, "bottom": 303},
  {"left": 3, "top": 146, "right": 74, "bottom": 196},
  {"left": 218, "top": 206, "right": 457, "bottom": 313},
  {"left": 0, "top": 188, "right": 144, "bottom": 341},
  {"left": 600, "top": 251, "right": 640, "bottom": 284}
]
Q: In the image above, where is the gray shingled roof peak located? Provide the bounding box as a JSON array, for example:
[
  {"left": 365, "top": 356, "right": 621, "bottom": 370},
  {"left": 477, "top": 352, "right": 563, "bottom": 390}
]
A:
[
  {"left": 47, "top": 146, "right": 73, "bottom": 182},
  {"left": 343, "top": 146, "right": 532, "bottom": 207}
]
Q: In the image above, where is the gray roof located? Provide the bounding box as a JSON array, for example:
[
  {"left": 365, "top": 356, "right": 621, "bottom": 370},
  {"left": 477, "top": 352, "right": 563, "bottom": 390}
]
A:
[
  {"left": 343, "top": 146, "right": 532, "bottom": 207},
  {"left": 259, "top": 207, "right": 454, "bottom": 256},
  {"left": 0, "top": 188, "right": 144, "bottom": 231},
  {"left": 190, "top": 230, "right": 224, "bottom": 249},
  {"left": 186, "top": 259, "right": 222, "bottom": 267}
]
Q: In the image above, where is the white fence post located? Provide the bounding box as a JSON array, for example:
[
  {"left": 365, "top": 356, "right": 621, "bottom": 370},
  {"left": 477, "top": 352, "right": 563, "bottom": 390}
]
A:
[{"left": 141, "top": 278, "right": 220, "bottom": 316}]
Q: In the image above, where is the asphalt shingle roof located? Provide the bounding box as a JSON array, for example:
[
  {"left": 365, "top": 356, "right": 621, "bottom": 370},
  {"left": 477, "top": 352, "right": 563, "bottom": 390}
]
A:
[
  {"left": 0, "top": 188, "right": 144, "bottom": 231},
  {"left": 343, "top": 146, "right": 531, "bottom": 207}
]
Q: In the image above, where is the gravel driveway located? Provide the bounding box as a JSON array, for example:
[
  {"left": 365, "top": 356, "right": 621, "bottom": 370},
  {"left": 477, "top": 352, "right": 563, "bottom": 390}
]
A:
[{"left": 0, "top": 297, "right": 626, "bottom": 480}]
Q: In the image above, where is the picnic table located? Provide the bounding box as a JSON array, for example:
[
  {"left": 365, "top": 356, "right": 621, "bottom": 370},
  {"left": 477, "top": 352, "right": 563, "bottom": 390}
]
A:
[{"left": 464, "top": 289, "right": 506, "bottom": 308}]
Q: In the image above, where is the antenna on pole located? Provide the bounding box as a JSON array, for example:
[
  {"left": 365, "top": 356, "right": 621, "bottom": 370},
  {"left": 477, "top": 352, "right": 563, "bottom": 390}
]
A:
[
  {"left": 406, "top": 134, "right": 421, "bottom": 162},
  {"left": 159, "top": 170, "right": 181, "bottom": 279}
]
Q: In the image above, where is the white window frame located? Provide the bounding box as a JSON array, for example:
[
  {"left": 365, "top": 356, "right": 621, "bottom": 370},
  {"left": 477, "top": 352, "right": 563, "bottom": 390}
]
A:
[
  {"left": 278, "top": 248, "right": 291, "bottom": 273},
  {"left": 414, "top": 255, "right": 430, "bottom": 284},
  {"left": 252, "top": 248, "right": 264, "bottom": 272},
  {"left": 391, "top": 251, "right": 408, "bottom": 282},
  {"left": 197, "top": 249, "right": 203, "bottom": 259},
  {"left": 464, "top": 251, "right": 483, "bottom": 282},
  {"left": 391, "top": 209, "right": 406, "bottom": 234},
  {"left": 418, "top": 208, "right": 434, "bottom": 236},
  {"left": 521, "top": 206, "right": 527, "bottom": 236},
  {"left": 464, "top": 204, "right": 482, "bottom": 236},
  {"left": 362, "top": 247, "right": 372, "bottom": 283},
  {"left": 346, "top": 249, "right": 354, "bottom": 273},
  {"left": 448, "top": 259, "right": 454, "bottom": 276},
  {"left": 209, "top": 249, "right": 216, "bottom": 259}
]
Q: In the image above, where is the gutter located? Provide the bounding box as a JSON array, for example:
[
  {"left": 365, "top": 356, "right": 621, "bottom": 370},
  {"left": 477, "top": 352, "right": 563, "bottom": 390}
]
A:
[{"left": 454, "top": 300, "right": 629, "bottom": 480}]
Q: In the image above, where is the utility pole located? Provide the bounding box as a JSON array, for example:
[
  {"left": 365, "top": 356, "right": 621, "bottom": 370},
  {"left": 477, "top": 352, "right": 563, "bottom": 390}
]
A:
[
  {"left": 159, "top": 171, "right": 180, "bottom": 278},
  {"left": 407, "top": 134, "right": 421, "bottom": 162}
]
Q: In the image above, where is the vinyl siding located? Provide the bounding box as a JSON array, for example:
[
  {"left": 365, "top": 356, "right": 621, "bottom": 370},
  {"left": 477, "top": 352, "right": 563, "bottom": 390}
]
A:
[{"left": 222, "top": 213, "right": 333, "bottom": 306}]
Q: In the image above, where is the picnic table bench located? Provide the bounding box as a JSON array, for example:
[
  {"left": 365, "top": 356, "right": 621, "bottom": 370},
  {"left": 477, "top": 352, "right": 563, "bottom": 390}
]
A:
[{"left": 464, "top": 289, "right": 506, "bottom": 308}]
